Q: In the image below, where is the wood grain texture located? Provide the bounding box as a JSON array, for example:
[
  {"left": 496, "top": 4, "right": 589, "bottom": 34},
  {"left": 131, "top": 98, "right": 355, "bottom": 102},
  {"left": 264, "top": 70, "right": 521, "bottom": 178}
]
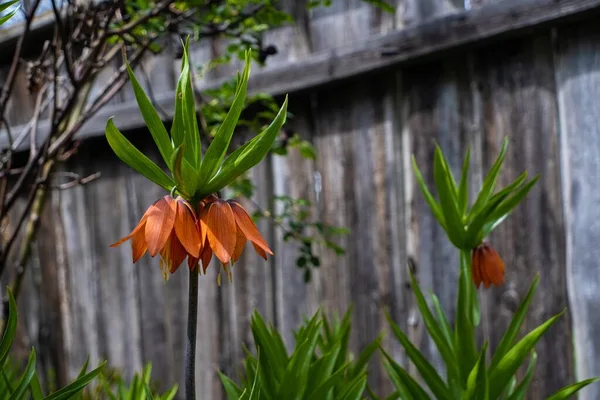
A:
[
  {"left": 474, "top": 34, "right": 573, "bottom": 398},
  {"left": 6, "top": 0, "right": 600, "bottom": 150},
  {"left": 5, "top": 2, "right": 600, "bottom": 398},
  {"left": 554, "top": 20, "right": 600, "bottom": 400}
]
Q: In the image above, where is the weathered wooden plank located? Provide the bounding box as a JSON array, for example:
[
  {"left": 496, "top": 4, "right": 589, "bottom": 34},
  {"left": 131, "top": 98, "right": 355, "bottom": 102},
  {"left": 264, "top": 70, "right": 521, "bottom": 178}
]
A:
[
  {"left": 474, "top": 34, "right": 572, "bottom": 398},
  {"left": 554, "top": 20, "right": 600, "bottom": 400},
  {"left": 270, "top": 106, "right": 321, "bottom": 348},
  {"left": 6, "top": 0, "right": 600, "bottom": 151}
]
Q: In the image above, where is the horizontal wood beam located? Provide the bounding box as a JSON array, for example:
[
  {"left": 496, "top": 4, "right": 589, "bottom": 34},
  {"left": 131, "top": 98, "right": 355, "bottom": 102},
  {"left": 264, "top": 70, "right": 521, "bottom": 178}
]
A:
[{"left": 2, "top": 0, "right": 599, "bottom": 150}]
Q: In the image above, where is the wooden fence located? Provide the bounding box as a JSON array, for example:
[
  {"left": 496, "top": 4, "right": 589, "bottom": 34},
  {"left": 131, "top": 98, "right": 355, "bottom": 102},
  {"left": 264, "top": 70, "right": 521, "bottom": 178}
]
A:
[{"left": 3, "top": 0, "right": 600, "bottom": 398}]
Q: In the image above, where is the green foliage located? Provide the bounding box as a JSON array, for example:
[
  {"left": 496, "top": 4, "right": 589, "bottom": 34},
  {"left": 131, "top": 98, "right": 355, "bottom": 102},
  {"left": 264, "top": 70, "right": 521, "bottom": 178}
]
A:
[
  {"left": 105, "top": 41, "right": 288, "bottom": 203},
  {"left": 0, "top": 0, "right": 18, "bottom": 26},
  {"left": 0, "top": 290, "right": 104, "bottom": 400},
  {"left": 411, "top": 139, "right": 538, "bottom": 250},
  {"left": 252, "top": 195, "right": 349, "bottom": 282},
  {"left": 81, "top": 363, "right": 177, "bottom": 400},
  {"left": 378, "top": 142, "right": 600, "bottom": 399},
  {"left": 219, "top": 308, "right": 378, "bottom": 400}
]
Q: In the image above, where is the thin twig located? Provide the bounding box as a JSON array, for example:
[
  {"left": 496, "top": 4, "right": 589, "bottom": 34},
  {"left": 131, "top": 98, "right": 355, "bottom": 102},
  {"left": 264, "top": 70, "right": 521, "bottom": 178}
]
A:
[{"left": 0, "top": 0, "right": 43, "bottom": 119}]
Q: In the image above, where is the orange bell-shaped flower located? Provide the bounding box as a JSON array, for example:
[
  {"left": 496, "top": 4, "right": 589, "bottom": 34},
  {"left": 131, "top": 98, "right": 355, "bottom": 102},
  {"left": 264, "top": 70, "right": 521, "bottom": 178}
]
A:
[
  {"left": 187, "top": 195, "right": 273, "bottom": 282},
  {"left": 110, "top": 195, "right": 201, "bottom": 278},
  {"left": 471, "top": 242, "right": 505, "bottom": 289}
]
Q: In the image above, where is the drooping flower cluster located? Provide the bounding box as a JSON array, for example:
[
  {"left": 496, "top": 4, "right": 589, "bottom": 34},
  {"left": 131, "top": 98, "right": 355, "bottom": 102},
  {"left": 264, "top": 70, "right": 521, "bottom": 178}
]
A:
[
  {"left": 471, "top": 242, "right": 505, "bottom": 289},
  {"left": 111, "top": 194, "right": 272, "bottom": 282}
]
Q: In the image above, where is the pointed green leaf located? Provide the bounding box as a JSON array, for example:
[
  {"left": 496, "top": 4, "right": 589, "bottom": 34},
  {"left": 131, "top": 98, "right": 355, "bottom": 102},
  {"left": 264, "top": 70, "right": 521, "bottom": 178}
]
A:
[
  {"left": 455, "top": 251, "right": 478, "bottom": 385},
  {"left": 29, "top": 373, "right": 44, "bottom": 400},
  {"left": 382, "top": 350, "right": 431, "bottom": 400},
  {"left": 481, "top": 176, "right": 539, "bottom": 237},
  {"left": 546, "top": 377, "right": 600, "bottom": 400},
  {"left": 488, "top": 172, "right": 528, "bottom": 206},
  {"left": 178, "top": 38, "right": 201, "bottom": 166},
  {"left": 488, "top": 311, "right": 564, "bottom": 398},
  {"left": 458, "top": 148, "right": 471, "bottom": 216},
  {"left": 385, "top": 311, "right": 451, "bottom": 400},
  {"left": 351, "top": 334, "right": 382, "bottom": 377},
  {"left": 44, "top": 361, "right": 106, "bottom": 400},
  {"left": 411, "top": 157, "right": 447, "bottom": 231},
  {"left": 0, "top": 0, "right": 18, "bottom": 13},
  {"left": 198, "top": 52, "right": 251, "bottom": 187},
  {"left": 106, "top": 119, "right": 175, "bottom": 191},
  {"left": 434, "top": 146, "right": 465, "bottom": 248},
  {"left": 202, "top": 96, "right": 288, "bottom": 195},
  {"left": 219, "top": 372, "right": 244, "bottom": 400},
  {"left": 8, "top": 349, "right": 36, "bottom": 400},
  {"left": 338, "top": 373, "right": 368, "bottom": 400},
  {"left": 465, "top": 343, "right": 488, "bottom": 400},
  {"left": 406, "top": 272, "right": 460, "bottom": 383},
  {"left": 0, "top": 288, "right": 17, "bottom": 368},
  {"left": 489, "top": 274, "right": 539, "bottom": 372},
  {"left": 306, "top": 363, "right": 349, "bottom": 400},
  {"left": 430, "top": 293, "right": 454, "bottom": 358},
  {"left": 144, "top": 384, "right": 155, "bottom": 400},
  {"left": 506, "top": 352, "right": 537, "bottom": 400},
  {"left": 0, "top": 8, "right": 17, "bottom": 25},
  {"left": 126, "top": 64, "right": 173, "bottom": 168},
  {"left": 162, "top": 384, "right": 178, "bottom": 400},
  {"left": 468, "top": 137, "right": 509, "bottom": 222}
]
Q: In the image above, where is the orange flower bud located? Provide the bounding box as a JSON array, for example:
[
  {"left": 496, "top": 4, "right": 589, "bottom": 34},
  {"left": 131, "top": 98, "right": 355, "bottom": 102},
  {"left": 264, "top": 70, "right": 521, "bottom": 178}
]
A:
[{"left": 471, "top": 243, "right": 505, "bottom": 289}]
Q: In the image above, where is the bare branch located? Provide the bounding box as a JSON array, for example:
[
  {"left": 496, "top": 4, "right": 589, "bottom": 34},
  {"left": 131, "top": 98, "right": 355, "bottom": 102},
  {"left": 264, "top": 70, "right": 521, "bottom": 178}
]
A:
[{"left": 0, "top": 0, "right": 43, "bottom": 120}]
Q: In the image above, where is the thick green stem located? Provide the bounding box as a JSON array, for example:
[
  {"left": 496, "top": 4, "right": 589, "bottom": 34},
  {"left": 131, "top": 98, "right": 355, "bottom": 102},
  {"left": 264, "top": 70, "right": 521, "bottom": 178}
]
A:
[{"left": 185, "top": 267, "right": 198, "bottom": 400}]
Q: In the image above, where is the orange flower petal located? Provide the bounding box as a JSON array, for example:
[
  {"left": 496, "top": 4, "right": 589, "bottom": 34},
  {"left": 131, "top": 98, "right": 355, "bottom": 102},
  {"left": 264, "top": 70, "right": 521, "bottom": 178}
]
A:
[
  {"left": 109, "top": 205, "right": 153, "bottom": 247},
  {"left": 131, "top": 225, "right": 147, "bottom": 263},
  {"left": 174, "top": 199, "right": 201, "bottom": 258},
  {"left": 202, "top": 200, "right": 237, "bottom": 264},
  {"left": 252, "top": 242, "right": 268, "bottom": 260},
  {"left": 159, "top": 234, "right": 188, "bottom": 274},
  {"left": 472, "top": 243, "right": 505, "bottom": 289},
  {"left": 188, "top": 256, "right": 199, "bottom": 271},
  {"left": 200, "top": 238, "right": 213, "bottom": 273},
  {"left": 232, "top": 228, "right": 247, "bottom": 263},
  {"left": 145, "top": 196, "right": 177, "bottom": 257},
  {"left": 229, "top": 201, "right": 273, "bottom": 256}
]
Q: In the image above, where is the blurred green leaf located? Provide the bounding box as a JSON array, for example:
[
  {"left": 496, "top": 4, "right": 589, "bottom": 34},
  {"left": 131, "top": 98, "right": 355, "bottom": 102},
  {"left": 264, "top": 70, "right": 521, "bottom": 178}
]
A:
[
  {"left": 505, "top": 352, "right": 537, "bottom": 400},
  {"left": 488, "top": 311, "right": 564, "bottom": 398},
  {"left": 406, "top": 273, "right": 460, "bottom": 384},
  {"left": 45, "top": 361, "right": 106, "bottom": 400},
  {"left": 489, "top": 274, "right": 540, "bottom": 373},
  {"left": 433, "top": 146, "right": 465, "bottom": 248},
  {"left": 0, "top": 289, "right": 17, "bottom": 368},
  {"left": 8, "top": 349, "right": 36, "bottom": 400},
  {"left": 458, "top": 148, "right": 471, "bottom": 217},
  {"left": 467, "top": 138, "right": 509, "bottom": 223},
  {"left": 381, "top": 349, "right": 431, "bottom": 400},
  {"left": 385, "top": 311, "right": 451, "bottom": 400},
  {"left": 464, "top": 343, "right": 488, "bottom": 400},
  {"left": 411, "top": 157, "right": 446, "bottom": 231},
  {"left": 546, "top": 377, "right": 600, "bottom": 400}
]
